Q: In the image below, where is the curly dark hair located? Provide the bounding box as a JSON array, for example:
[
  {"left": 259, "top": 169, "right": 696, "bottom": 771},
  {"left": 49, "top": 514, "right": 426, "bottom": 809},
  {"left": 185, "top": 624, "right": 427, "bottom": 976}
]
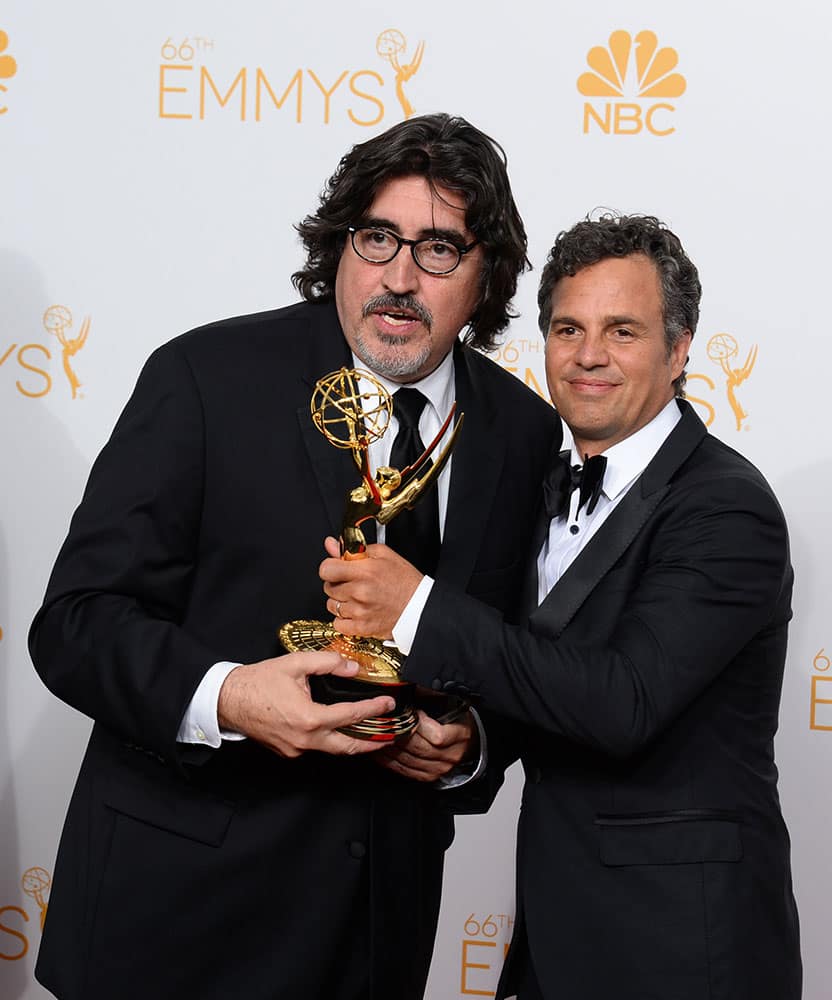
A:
[
  {"left": 292, "top": 113, "right": 529, "bottom": 352},
  {"left": 537, "top": 213, "right": 701, "bottom": 395}
]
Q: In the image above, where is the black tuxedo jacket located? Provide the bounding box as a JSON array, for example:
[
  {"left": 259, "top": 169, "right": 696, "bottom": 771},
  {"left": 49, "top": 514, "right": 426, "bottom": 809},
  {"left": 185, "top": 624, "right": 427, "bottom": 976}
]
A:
[
  {"left": 402, "top": 402, "right": 801, "bottom": 1000},
  {"left": 29, "top": 301, "right": 558, "bottom": 1000}
]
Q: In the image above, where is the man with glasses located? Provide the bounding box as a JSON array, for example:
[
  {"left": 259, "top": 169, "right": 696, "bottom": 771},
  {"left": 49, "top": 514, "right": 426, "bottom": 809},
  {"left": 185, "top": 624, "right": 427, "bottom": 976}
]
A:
[
  {"left": 346, "top": 224, "right": 480, "bottom": 273},
  {"left": 29, "top": 114, "right": 558, "bottom": 1000}
]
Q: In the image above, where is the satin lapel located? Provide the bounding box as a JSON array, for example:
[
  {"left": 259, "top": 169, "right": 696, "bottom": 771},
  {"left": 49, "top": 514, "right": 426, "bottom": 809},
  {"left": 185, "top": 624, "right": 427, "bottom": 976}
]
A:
[
  {"left": 295, "top": 304, "right": 371, "bottom": 537},
  {"left": 531, "top": 401, "right": 707, "bottom": 636},
  {"left": 531, "top": 479, "right": 669, "bottom": 636},
  {"left": 437, "top": 345, "right": 507, "bottom": 588}
]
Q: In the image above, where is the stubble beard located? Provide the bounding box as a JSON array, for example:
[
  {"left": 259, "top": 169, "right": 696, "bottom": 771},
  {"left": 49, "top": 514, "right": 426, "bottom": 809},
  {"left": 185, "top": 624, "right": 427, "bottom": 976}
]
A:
[
  {"left": 350, "top": 292, "right": 436, "bottom": 380},
  {"left": 352, "top": 328, "right": 433, "bottom": 380}
]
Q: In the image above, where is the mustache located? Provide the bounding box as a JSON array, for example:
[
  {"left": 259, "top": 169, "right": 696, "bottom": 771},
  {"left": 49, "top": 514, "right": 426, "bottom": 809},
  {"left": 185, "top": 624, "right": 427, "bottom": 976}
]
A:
[{"left": 362, "top": 293, "right": 433, "bottom": 330}]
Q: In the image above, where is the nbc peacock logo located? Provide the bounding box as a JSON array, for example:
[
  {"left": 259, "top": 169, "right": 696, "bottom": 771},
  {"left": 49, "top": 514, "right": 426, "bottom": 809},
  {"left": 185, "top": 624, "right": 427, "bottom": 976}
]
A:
[
  {"left": 0, "top": 28, "right": 18, "bottom": 115},
  {"left": 578, "top": 30, "right": 686, "bottom": 136}
]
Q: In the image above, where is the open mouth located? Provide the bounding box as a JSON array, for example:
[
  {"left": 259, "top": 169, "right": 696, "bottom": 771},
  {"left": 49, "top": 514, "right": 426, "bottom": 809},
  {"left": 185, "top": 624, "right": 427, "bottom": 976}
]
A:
[
  {"left": 376, "top": 309, "right": 419, "bottom": 327},
  {"left": 363, "top": 294, "right": 432, "bottom": 331}
]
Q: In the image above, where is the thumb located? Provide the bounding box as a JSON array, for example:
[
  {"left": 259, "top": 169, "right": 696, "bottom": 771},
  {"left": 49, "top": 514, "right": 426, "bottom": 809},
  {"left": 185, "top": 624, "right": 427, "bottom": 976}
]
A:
[
  {"left": 323, "top": 693, "right": 397, "bottom": 729},
  {"left": 324, "top": 535, "right": 341, "bottom": 558},
  {"left": 415, "top": 710, "right": 447, "bottom": 746},
  {"left": 285, "top": 650, "right": 355, "bottom": 677}
]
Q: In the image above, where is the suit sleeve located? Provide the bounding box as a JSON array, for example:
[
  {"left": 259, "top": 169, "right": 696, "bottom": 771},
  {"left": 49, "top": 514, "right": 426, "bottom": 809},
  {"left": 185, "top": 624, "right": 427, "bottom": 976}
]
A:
[
  {"left": 403, "top": 471, "right": 792, "bottom": 759},
  {"left": 29, "top": 344, "right": 221, "bottom": 760}
]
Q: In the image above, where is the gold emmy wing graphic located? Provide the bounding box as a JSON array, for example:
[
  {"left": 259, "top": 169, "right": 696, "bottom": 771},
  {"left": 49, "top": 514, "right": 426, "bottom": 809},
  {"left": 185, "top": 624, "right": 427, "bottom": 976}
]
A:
[
  {"left": 42, "top": 304, "right": 90, "bottom": 399},
  {"left": 279, "top": 367, "right": 462, "bottom": 741},
  {"left": 577, "top": 29, "right": 686, "bottom": 98},
  {"left": 21, "top": 867, "right": 51, "bottom": 932},
  {"left": 376, "top": 29, "right": 424, "bottom": 119},
  {"left": 707, "top": 332, "right": 757, "bottom": 431}
]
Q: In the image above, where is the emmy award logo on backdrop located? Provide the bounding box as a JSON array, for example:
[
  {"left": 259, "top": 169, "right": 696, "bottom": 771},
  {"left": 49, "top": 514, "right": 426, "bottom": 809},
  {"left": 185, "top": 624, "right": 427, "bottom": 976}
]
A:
[
  {"left": 43, "top": 305, "right": 90, "bottom": 400},
  {"left": 707, "top": 333, "right": 757, "bottom": 431},
  {"left": 376, "top": 29, "right": 424, "bottom": 120},
  {"left": 279, "top": 367, "right": 462, "bottom": 741},
  {"left": 21, "top": 867, "right": 51, "bottom": 932}
]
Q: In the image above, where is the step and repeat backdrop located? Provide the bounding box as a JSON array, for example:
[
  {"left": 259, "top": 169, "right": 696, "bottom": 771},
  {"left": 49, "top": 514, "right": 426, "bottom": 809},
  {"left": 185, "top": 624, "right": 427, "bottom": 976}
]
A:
[{"left": 1, "top": 2, "right": 829, "bottom": 997}]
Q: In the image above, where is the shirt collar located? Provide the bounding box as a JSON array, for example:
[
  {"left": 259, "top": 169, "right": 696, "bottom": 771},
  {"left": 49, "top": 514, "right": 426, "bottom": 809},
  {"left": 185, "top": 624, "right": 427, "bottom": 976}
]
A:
[
  {"left": 350, "top": 349, "right": 455, "bottom": 424},
  {"left": 568, "top": 398, "right": 681, "bottom": 501}
]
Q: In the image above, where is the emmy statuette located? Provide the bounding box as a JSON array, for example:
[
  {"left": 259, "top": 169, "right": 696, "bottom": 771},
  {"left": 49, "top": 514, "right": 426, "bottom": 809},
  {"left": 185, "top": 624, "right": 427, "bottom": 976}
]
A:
[{"left": 279, "top": 368, "right": 463, "bottom": 741}]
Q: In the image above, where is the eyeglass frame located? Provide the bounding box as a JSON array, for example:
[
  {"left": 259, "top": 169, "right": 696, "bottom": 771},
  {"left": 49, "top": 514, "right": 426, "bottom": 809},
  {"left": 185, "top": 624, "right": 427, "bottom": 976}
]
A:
[{"left": 346, "top": 225, "right": 479, "bottom": 276}]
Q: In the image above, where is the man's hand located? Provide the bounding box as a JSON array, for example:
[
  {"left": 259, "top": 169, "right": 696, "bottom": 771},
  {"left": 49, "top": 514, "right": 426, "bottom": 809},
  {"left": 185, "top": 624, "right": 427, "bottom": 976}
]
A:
[
  {"left": 217, "top": 650, "right": 395, "bottom": 758},
  {"left": 375, "top": 709, "right": 478, "bottom": 783},
  {"left": 319, "top": 536, "right": 423, "bottom": 638}
]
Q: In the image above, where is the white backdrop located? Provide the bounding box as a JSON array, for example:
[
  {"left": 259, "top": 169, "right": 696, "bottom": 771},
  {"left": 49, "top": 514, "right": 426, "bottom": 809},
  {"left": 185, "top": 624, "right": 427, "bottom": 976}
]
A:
[{"left": 2, "top": 2, "right": 829, "bottom": 997}]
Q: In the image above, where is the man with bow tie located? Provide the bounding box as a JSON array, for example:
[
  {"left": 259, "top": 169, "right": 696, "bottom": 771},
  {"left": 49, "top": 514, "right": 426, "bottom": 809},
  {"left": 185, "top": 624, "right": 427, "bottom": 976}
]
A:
[{"left": 320, "top": 213, "right": 802, "bottom": 1000}]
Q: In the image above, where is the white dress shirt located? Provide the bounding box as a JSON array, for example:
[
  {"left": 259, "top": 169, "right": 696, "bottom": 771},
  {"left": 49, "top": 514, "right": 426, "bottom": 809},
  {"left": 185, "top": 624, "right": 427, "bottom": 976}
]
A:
[
  {"left": 395, "top": 397, "right": 683, "bottom": 653},
  {"left": 537, "top": 398, "right": 681, "bottom": 601}
]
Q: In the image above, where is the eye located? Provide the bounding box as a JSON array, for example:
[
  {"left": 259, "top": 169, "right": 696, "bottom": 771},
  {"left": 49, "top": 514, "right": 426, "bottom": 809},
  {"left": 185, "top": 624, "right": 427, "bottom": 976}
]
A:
[
  {"left": 366, "top": 228, "right": 396, "bottom": 247},
  {"left": 420, "top": 240, "right": 458, "bottom": 262},
  {"left": 611, "top": 327, "right": 635, "bottom": 340},
  {"left": 353, "top": 228, "right": 399, "bottom": 260},
  {"left": 413, "top": 239, "right": 463, "bottom": 274},
  {"left": 552, "top": 325, "right": 579, "bottom": 338}
]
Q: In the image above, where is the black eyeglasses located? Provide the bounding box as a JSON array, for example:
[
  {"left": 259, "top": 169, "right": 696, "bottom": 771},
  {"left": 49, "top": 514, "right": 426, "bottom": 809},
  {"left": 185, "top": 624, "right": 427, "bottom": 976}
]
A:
[{"left": 347, "top": 226, "right": 478, "bottom": 275}]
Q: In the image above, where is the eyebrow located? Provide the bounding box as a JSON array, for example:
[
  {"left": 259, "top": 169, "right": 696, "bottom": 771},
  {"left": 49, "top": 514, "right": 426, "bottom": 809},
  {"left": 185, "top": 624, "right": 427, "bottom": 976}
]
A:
[
  {"left": 549, "top": 314, "right": 648, "bottom": 329},
  {"left": 360, "top": 216, "right": 472, "bottom": 246},
  {"left": 549, "top": 314, "right": 582, "bottom": 328}
]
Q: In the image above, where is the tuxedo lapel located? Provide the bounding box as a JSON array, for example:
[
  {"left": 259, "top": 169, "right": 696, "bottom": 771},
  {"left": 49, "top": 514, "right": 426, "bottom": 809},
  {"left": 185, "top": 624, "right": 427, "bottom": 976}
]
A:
[
  {"left": 438, "top": 344, "right": 508, "bottom": 588},
  {"left": 531, "top": 478, "right": 669, "bottom": 637},
  {"left": 531, "top": 401, "right": 707, "bottom": 636},
  {"left": 295, "top": 304, "right": 369, "bottom": 537}
]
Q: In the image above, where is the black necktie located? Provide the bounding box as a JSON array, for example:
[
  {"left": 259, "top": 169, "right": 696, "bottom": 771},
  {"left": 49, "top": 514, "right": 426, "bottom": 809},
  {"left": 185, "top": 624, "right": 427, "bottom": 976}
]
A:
[
  {"left": 385, "top": 388, "right": 441, "bottom": 575},
  {"left": 543, "top": 451, "right": 607, "bottom": 520}
]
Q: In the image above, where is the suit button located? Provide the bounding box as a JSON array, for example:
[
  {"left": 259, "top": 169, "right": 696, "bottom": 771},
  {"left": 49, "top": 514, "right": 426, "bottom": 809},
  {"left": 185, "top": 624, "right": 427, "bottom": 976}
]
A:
[
  {"left": 348, "top": 841, "right": 366, "bottom": 859},
  {"left": 431, "top": 678, "right": 443, "bottom": 691}
]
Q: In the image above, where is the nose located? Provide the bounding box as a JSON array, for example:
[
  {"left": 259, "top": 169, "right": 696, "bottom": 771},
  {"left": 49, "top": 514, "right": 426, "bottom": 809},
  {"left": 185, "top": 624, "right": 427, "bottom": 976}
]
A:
[
  {"left": 573, "top": 330, "right": 609, "bottom": 368},
  {"left": 381, "top": 247, "right": 421, "bottom": 294}
]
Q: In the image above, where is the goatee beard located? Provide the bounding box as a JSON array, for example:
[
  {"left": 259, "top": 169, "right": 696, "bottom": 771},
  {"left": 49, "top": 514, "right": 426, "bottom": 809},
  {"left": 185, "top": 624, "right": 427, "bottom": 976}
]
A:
[{"left": 352, "top": 329, "right": 432, "bottom": 380}]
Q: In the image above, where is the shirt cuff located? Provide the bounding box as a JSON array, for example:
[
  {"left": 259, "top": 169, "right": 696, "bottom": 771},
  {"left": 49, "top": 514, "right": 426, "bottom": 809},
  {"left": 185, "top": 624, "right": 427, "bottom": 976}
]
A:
[
  {"left": 436, "top": 707, "right": 488, "bottom": 789},
  {"left": 176, "top": 661, "right": 245, "bottom": 747},
  {"left": 391, "top": 575, "right": 434, "bottom": 655}
]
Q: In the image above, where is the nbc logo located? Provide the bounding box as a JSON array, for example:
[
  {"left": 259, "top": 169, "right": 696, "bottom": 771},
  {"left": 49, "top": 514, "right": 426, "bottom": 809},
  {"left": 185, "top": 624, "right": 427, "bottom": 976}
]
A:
[
  {"left": 578, "top": 30, "right": 686, "bottom": 136},
  {"left": 0, "top": 28, "right": 17, "bottom": 115}
]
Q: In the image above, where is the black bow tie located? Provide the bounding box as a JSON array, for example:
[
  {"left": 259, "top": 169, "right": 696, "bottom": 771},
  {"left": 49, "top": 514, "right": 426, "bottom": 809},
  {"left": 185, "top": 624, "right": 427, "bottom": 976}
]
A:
[{"left": 543, "top": 452, "right": 608, "bottom": 520}]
